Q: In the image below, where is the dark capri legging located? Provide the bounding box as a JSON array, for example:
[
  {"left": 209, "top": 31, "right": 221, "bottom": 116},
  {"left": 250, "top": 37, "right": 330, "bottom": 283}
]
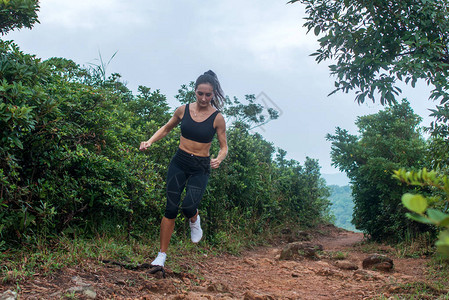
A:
[{"left": 164, "top": 148, "right": 210, "bottom": 219}]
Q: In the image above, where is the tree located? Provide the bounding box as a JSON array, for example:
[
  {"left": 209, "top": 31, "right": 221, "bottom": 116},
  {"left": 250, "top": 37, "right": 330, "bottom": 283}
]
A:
[
  {"left": 0, "top": 0, "right": 40, "bottom": 35},
  {"left": 288, "top": 0, "right": 449, "bottom": 105},
  {"left": 289, "top": 0, "right": 449, "bottom": 245},
  {"left": 127, "top": 86, "right": 171, "bottom": 126},
  {"left": 222, "top": 94, "right": 279, "bottom": 131},
  {"left": 327, "top": 100, "right": 429, "bottom": 240}
]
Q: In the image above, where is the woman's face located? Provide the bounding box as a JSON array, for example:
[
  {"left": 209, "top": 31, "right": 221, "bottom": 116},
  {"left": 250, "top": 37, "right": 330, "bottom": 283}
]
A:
[{"left": 195, "top": 83, "right": 214, "bottom": 107}]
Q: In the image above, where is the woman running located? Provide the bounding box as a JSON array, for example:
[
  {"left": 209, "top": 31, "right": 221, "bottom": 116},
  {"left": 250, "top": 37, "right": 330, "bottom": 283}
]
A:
[{"left": 139, "top": 70, "right": 228, "bottom": 267}]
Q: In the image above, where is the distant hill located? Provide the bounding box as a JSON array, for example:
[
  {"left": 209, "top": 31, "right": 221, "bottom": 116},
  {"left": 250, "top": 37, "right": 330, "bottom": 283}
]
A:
[
  {"left": 327, "top": 185, "right": 359, "bottom": 232},
  {"left": 322, "top": 172, "right": 350, "bottom": 186}
]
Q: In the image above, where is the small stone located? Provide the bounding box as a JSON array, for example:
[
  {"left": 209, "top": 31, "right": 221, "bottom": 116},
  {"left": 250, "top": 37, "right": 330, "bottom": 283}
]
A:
[
  {"left": 316, "top": 261, "right": 331, "bottom": 268},
  {"left": 243, "top": 291, "right": 275, "bottom": 300},
  {"left": 279, "top": 242, "right": 323, "bottom": 260},
  {"left": 353, "top": 269, "right": 384, "bottom": 281},
  {"left": 71, "top": 276, "right": 90, "bottom": 287},
  {"left": 0, "top": 290, "right": 17, "bottom": 300},
  {"left": 374, "top": 262, "right": 394, "bottom": 272},
  {"left": 314, "top": 265, "right": 346, "bottom": 279},
  {"left": 67, "top": 286, "right": 97, "bottom": 299},
  {"left": 244, "top": 258, "right": 257, "bottom": 267},
  {"left": 182, "top": 277, "right": 191, "bottom": 285},
  {"left": 335, "top": 260, "right": 359, "bottom": 270},
  {"left": 207, "top": 282, "right": 230, "bottom": 293},
  {"left": 316, "top": 267, "right": 335, "bottom": 276},
  {"left": 362, "top": 254, "right": 394, "bottom": 272}
]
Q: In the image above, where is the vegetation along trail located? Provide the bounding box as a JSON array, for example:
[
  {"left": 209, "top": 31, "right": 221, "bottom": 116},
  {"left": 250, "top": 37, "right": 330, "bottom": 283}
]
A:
[
  {"left": 2, "top": 2, "right": 449, "bottom": 299},
  {"left": 2, "top": 224, "right": 444, "bottom": 299}
]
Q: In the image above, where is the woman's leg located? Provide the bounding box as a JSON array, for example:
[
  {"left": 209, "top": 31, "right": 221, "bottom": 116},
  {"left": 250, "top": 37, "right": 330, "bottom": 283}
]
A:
[
  {"left": 159, "top": 217, "right": 175, "bottom": 253},
  {"left": 182, "top": 172, "right": 209, "bottom": 243},
  {"left": 152, "top": 217, "right": 175, "bottom": 266},
  {"left": 190, "top": 210, "right": 198, "bottom": 223},
  {"left": 152, "top": 157, "right": 187, "bottom": 266},
  {"left": 182, "top": 172, "right": 209, "bottom": 219}
]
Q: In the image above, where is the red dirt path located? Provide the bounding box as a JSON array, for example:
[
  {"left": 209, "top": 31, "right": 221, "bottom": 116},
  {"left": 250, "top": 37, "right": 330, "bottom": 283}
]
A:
[{"left": 1, "top": 225, "right": 441, "bottom": 299}]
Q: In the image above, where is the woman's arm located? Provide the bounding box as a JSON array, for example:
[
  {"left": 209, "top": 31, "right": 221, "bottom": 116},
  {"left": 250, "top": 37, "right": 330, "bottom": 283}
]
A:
[
  {"left": 139, "top": 106, "right": 184, "bottom": 151},
  {"left": 210, "top": 113, "right": 227, "bottom": 169}
]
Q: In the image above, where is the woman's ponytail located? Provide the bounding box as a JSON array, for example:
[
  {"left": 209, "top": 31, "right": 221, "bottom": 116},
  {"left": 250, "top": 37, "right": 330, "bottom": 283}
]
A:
[{"left": 195, "top": 70, "right": 225, "bottom": 110}]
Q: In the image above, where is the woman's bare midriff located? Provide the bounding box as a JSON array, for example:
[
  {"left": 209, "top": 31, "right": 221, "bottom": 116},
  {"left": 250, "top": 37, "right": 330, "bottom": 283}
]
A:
[{"left": 179, "top": 136, "right": 212, "bottom": 157}]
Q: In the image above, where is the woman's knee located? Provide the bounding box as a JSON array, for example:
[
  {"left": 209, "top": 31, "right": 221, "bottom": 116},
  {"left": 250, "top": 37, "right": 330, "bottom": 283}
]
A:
[
  {"left": 164, "top": 204, "right": 178, "bottom": 219},
  {"left": 182, "top": 207, "right": 197, "bottom": 219}
]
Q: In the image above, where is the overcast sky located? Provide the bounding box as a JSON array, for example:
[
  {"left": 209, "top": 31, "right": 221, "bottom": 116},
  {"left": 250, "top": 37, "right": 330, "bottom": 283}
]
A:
[{"left": 5, "top": 0, "right": 437, "bottom": 174}]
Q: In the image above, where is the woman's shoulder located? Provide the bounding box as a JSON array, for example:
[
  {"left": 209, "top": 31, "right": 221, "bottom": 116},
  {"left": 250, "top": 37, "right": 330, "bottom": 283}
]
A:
[
  {"left": 173, "top": 104, "right": 187, "bottom": 119},
  {"left": 213, "top": 111, "right": 226, "bottom": 127},
  {"left": 177, "top": 104, "right": 188, "bottom": 110}
]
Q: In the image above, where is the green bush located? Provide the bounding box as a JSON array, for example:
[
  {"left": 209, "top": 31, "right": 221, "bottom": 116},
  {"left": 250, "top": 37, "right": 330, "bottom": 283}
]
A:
[
  {"left": 0, "top": 41, "right": 332, "bottom": 250},
  {"left": 395, "top": 168, "right": 449, "bottom": 256},
  {"left": 327, "top": 100, "right": 430, "bottom": 241}
]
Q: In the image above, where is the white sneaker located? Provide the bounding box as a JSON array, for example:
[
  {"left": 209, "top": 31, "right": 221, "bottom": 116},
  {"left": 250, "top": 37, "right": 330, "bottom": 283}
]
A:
[
  {"left": 189, "top": 215, "right": 203, "bottom": 243},
  {"left": 151, "top": 252, "right": 166, "bottom": 267}
]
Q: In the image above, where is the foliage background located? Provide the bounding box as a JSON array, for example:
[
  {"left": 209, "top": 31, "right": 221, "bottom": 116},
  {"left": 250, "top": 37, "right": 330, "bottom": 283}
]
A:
[
  {"left": 0, "top": 37, "right": 331, "bottom": 250},
  {"left": 288, "top": 0, "right": 449, "bottom": 252},
  {"left": 3, "top": 0, "right": 449, "bottom": 254},
  {"left": 327, "top": 100, "right": 436, "bottom": 241}
]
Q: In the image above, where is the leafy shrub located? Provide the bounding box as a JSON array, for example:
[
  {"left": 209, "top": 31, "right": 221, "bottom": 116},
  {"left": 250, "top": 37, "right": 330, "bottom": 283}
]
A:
[
  {"left": 1, "top": 41, "right": 332, "bottom": 250},
  {"left": 395, "top": 168, "right": 449, "bottom": 256},
  {"left": 327, "top": 100, "right": 429, "bottom": 241}
]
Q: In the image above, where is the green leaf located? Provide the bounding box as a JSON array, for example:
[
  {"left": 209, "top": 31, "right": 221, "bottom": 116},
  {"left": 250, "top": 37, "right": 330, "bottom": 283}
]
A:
[
  {"left": 10, "top": 136, "right": 23, "bottom": 149},
  {"left": 406, "top": 213, "right": 433, "bottom": 224},
  {"left": 440, "top": 217, "right": 449, "bottom": 228},
  {"left": 402, "top": 193, "right": 427, "bottom": 214},
  {"left": 427, "top": 208, "right": 449, "bottom": 224},
  {"left": 436, "top": 230, "right": 449, "bottom": 257}
]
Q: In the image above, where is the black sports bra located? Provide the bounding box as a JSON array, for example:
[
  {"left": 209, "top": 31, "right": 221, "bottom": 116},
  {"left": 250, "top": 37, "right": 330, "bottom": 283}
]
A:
[{"left": 180, "top": 104, "right": 219, "bottom": 143}]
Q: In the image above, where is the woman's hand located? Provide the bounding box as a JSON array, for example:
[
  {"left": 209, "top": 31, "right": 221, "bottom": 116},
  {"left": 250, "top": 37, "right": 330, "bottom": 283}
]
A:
[
  {"left": 210, "top": 157, "right": 222, "bottom": 169},
  {"left": 139, "top": 106, "right": 183, "bottom": 152},
  {"left": 139, "top": 141, "right": 152, "bottom": 151}
]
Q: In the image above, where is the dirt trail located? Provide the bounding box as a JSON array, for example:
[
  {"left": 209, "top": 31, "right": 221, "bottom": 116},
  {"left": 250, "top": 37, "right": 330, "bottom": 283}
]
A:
[
  {"left": 190, "top": 227, "right": 429, "bottom": 299},
  {"left": 2, "top": 225, "right": 435, "bottom": 299}
]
